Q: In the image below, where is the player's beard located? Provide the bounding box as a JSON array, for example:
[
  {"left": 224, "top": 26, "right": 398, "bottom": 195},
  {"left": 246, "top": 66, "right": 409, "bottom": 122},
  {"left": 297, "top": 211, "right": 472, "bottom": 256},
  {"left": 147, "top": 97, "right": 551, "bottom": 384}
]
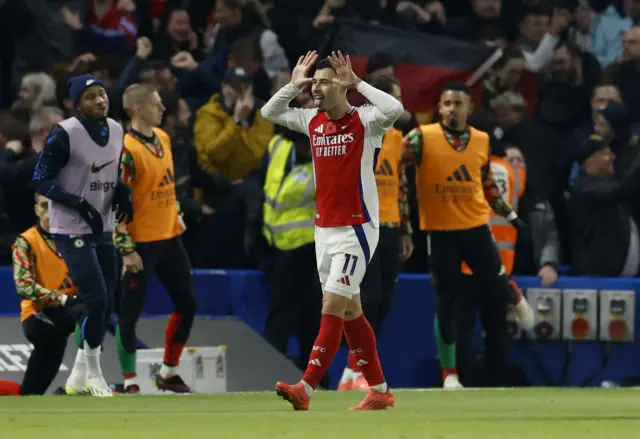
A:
[{"left": 445, "top": 116, "right": 458, "bottom": 130}]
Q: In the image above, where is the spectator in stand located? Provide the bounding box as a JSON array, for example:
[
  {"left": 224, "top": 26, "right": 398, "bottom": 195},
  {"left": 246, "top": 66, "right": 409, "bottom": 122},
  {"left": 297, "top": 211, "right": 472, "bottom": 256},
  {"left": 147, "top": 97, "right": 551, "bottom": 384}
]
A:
[
  {"left": 225, "top": 36, "right": 272, "bottom": 102},
  {"left": 194, "top": 66, "right": 274, "bottom": 182},
  {"left": 563, "top": 84, "right": 630, "bottom": 187},
  {"left": 493, "top": 92, "right": 560, "bottom": 204},
  {"left": 537, "top": 41, "right": 602, "bottom": 131},
  {"left": 476, "top": 47, "right": 535, "bottom": 115},
  {"left": 206, "top": 0, "right": 289, "bottom": 86},
  {"left": 60, "top": 0, "right": 137, "bottom": 56},
  {"left": 159, "top": 90, "right": 230, "bottom": 266},
  {"left": 597, "top": 103, "right": 640, "bottom": 177},
  {"left": 569, "top": 1, "right": 594, "bottom": 53},
  {"left": 604, "top": 26, "right": 640, "bottom": 123},
  {"left": 589, "top": 0, "right": 633, "bottom": 68},
  {"left": 152, "top": 8, "right": 202, "bottom": 61},
  {"left": 0, "top": 112, "right": 28, "bottom": 148},
  {"left": 569, "top": 129, "right": 640, "bottom": 277},
  {"left": 515, "top": 7, "right": 571, "bottom": 73},
  {"left": 6, "top": 0, "right": 83, "bottom": 97},
  {"left": 479, "top": 25, "right": 508, "bottom": 49},
  {"left": 117, "top": 37, "right": 218, "bottom": 114},
  {"left": 394, "top": 1, "right": 447, "bottom": 34},
  {"left": 11, "top": 73, "right": 57, "bottom": 123},
  {"left": 446, "top": 0, "right": 513, "bottom": 42},
  {"left": 0, "top": 107, "right": 63, "bottom": 236},
  {"left": 491, "top": 90, "right": 526, "bottom": 141},
  {"left": 118, "top": 38, "right": 175, "bottom": 94},
  {"left": 1, "top": 107, "right": 63, "bottom": 186}
]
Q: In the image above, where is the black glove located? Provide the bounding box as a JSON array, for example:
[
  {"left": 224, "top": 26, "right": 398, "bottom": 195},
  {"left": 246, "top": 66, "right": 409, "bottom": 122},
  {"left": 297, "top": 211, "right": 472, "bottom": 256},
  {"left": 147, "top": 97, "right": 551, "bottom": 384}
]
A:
[
  {"left": 63, "top": 296, "right": 86, "bottom": 322},
  {"left": 112, "top": 182, "right": 134, "bottom": 223},
  {"left": 510, "top": 217, "right": 528, "bottom": 233},
  {"left": 76, "top": 198, "right": 104, "bottom": 235}
]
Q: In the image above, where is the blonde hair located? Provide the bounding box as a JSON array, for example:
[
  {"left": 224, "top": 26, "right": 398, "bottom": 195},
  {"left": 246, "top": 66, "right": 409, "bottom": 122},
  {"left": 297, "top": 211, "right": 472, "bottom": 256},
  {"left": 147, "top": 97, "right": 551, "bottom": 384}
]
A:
[
  {"left": 122, "top": 83, "right": 158, "bottom": 118},
  {"left": 21, "top": 72, "right": 57, "bottom": 108}
]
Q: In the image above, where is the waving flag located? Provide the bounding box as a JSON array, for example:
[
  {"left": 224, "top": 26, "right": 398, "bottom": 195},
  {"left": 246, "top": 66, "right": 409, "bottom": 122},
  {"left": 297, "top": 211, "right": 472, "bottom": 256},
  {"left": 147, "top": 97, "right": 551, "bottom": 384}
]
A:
[{"left": 321, "top": 19, "right": 502, "bottom": 114}]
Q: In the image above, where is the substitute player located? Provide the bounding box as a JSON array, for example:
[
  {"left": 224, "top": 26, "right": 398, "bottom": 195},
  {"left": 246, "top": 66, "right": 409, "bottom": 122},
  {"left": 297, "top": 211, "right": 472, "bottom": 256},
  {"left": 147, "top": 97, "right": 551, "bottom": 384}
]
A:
[
  {"left": 454, "top": 151, "right": 534, "bottom": 388},
  {"left": 0, "top": 194, "right": 88, "bottom": 396},
  {"left": 261, "top": 50, "right": 404, "bottom": 411},
  {"left": 115, "top": 84, "right": 197, "bottom": 394},
  {"left": 338, "top": 75, "right": 413, "bottom": 391},
  {"left": 402, "top": 83, "right": 526, "bottom": 388},
  {"left": 32, "top": 74, "right": 133, "bottom": 397}
]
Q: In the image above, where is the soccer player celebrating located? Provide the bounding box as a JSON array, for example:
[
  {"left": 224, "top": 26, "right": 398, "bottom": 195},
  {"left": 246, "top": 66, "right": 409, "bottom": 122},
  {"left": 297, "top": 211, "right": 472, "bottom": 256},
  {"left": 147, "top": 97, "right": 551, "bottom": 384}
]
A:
[
  {"left": 261, "top": 50, "right": 404, "bottom": 411},
  {"left": 32, "top": 74, "right": 133, "bottom": 397},
  {"left": 339, "top": 75, "right": 414, "bottom": 391},
  {"left": 402, "top": 83, "right": 526, "bottom": 389},
  {"left": 115, "top": 84, "right": 197, "bottom": 394},
  {"left": 0, "top": 194, "right": 88, "bottom": 396}
]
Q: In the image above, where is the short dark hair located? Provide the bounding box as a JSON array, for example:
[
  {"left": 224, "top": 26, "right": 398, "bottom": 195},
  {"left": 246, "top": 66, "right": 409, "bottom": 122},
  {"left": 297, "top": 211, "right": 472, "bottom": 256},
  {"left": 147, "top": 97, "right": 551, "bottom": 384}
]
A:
[
  {"left": 159, "top": 91, "right": 181, "bottom": 125},
  {"left": 366, "top": 52, "right": 394, "bottom": 75},
  {"left": 315, "top": 58, "right": 336, "bottom": 73},
  {"left": 520, "top": 4, "right": 552, "bottom": 22},
  {"left": 494, "top": 45, "right": 525, "bottom": 69},
  {"left": 368, "top": 76, "right": 400, "bottom": 95},
  {"left": 441, "top": 82, "right": 471, "bottom": 97}
]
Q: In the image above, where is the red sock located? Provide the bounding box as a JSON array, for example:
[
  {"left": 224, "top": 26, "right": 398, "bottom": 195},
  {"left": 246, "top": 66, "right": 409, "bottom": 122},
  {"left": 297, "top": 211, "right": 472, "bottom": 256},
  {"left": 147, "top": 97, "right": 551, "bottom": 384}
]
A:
[
  {"left": 343, "top": 314, "right": 385, "bottom": 387},
  {"left": 124, "top": 373, "right": 137, "bottom": 380},
  {"left": 0, "top": 380, "right": 21, "bottom": 396},
  {"left": 302, "top": 314, "right": 343, "bottom": 389},
  {"left": 347, "top": 349, "right": 360, "bottom": 373},
  {"left": 442, "top": 368, "right": 457, "bottom": 380},
  {"left": 164, "top": 313, "right": 186, "bottom": 366}
]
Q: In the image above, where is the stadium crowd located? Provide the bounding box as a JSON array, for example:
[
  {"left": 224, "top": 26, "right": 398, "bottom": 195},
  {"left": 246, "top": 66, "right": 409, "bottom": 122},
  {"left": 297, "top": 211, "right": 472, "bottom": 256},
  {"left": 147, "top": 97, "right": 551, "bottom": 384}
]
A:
[{"left": 0, "top": 1, "right": 639, "bottom": 300}]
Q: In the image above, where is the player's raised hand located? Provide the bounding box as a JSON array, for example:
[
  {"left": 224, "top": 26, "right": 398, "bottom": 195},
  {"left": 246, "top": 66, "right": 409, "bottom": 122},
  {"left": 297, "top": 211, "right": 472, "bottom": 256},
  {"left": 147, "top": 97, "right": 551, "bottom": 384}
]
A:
[
  {"left": 291, "top": 51, "right": 318, "bottom": 89},
  {"left": 328, "top": 51, "right": 361, "bottom": 90}
]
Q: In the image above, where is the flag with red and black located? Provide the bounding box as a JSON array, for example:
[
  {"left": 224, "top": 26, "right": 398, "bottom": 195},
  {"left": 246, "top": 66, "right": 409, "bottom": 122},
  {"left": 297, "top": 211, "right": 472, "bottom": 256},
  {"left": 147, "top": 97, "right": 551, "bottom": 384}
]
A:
[{"left": 320, "top": 19, "right": 502, "bottom": 117}]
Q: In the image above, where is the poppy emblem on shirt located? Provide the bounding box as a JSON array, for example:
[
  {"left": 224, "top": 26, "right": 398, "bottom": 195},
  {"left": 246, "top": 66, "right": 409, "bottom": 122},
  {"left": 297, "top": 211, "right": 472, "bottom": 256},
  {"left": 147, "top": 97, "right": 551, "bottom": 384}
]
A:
[{"left": 326, "top": 122, "right": 337, "bottom": 134}]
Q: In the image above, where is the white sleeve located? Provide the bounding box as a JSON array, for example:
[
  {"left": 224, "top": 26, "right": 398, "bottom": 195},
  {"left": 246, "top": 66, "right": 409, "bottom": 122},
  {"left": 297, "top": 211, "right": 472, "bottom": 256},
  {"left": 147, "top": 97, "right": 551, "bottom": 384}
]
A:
[
  {"left": 260, "top": 83, "right": 316, "bottom": 135},
  {"left": 355, "top": 81, "right": 405, "bottom": 136},
  {"left": 259, "top": 30, "right": 290, "bottom": 79},
  {"left": 522, "top": 33, "right": 559, "bottom": 73}
]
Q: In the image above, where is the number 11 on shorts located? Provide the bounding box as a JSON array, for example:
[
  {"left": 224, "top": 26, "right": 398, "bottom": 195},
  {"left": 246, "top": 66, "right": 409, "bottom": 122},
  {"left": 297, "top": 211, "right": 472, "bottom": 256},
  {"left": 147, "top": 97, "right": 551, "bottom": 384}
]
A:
[{"left": 342, "top": 253, "right": 359, "bottom": 276}]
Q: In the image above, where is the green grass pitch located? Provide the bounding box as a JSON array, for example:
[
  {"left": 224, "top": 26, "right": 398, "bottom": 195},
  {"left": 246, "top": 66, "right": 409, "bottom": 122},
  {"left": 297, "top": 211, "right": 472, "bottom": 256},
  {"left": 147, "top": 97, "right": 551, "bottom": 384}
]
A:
[{"left": 0, "top": 388, "right": 638, "bottom": 438}]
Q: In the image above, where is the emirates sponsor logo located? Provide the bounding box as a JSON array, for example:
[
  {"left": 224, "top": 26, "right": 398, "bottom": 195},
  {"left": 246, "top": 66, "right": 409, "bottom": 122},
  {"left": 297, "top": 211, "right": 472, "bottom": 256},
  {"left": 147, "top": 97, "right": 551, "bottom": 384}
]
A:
[{"left": 312, "top": 133, "right": 355, "bottom": 146}]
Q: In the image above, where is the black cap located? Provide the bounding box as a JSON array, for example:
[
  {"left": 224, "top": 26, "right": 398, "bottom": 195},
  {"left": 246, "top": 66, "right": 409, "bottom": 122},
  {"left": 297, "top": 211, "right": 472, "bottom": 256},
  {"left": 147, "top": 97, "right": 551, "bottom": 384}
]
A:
[
  {"left": 576, "top": 134, "right": 609, "bottom": 165},
  {"left": 599, "top": 102, "right": 630, "bottom": 137},
  {"left": 223, "top": 67, "right": 253, "bottom": 87}
]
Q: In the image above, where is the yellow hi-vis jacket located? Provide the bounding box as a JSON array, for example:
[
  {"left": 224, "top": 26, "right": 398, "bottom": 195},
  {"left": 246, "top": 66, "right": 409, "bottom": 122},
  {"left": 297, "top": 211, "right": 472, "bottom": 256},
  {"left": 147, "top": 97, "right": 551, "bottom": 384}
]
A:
[{"left": 262, "top": 135, "right": 315, "bottom": 250}]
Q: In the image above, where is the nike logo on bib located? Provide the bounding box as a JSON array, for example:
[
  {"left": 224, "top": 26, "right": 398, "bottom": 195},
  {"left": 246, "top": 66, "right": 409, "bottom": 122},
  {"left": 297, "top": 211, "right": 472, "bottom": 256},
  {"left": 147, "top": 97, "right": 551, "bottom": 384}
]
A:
[{"left": 91, "top": 160, "right": 115, "bottom": 173}]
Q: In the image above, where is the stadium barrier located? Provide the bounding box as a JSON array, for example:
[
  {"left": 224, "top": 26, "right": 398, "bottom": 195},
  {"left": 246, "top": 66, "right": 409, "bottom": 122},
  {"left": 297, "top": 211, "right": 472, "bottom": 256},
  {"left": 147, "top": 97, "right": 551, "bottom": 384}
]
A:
[{"left": 0, "top": 267, "right": 638, "bottom": 389}]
